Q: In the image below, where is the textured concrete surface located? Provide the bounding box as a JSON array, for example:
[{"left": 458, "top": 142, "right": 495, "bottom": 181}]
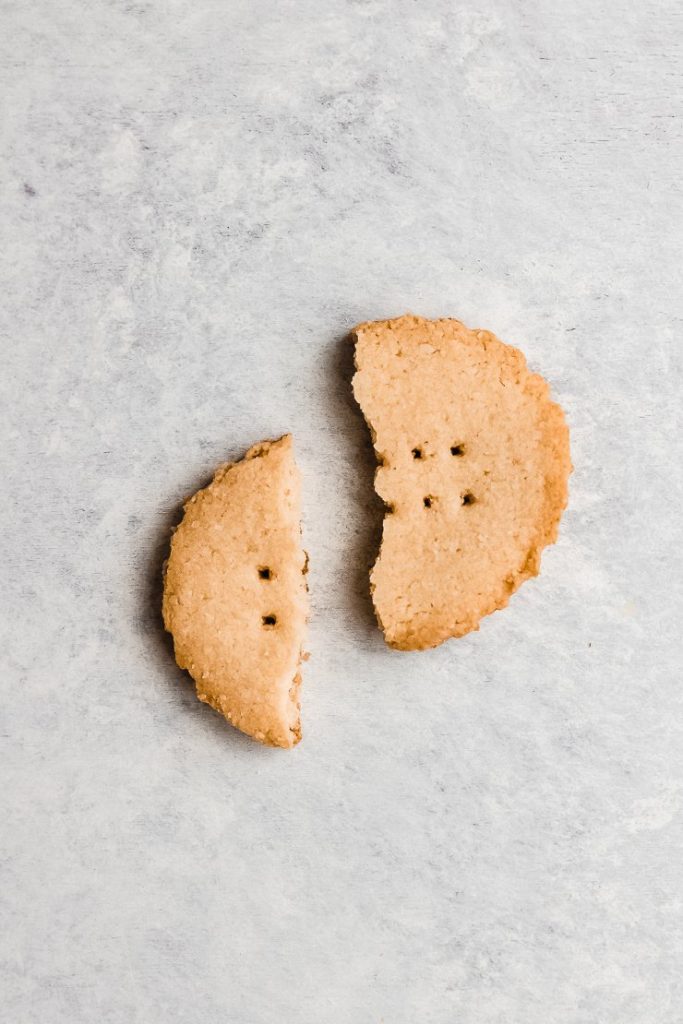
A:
[{"left": 1, "top": 2, "right": 682, "bottom": 1022}]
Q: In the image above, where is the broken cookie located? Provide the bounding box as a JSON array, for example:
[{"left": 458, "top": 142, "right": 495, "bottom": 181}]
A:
[
  {"left": 352, "top": 314, "right": 571, "bottom": 651},
  {"left": 162, "top": 435, "right": 308, "bottom": 747}
]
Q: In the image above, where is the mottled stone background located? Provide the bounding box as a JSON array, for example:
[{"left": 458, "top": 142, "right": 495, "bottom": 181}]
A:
[{"left": 1, "top": 2, "right": 682, "bottom": 1022}]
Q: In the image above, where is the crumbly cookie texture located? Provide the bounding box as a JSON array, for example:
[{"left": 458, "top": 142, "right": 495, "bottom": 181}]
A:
[
  {"left": 162, "top": 435, "right": 308, "bottom": 747},
  {"left": 352, "top": 314, "right": 571, "bottom": 651}
]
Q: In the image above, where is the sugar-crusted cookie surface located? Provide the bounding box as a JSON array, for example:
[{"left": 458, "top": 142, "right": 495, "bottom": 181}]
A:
[
  {"left": 352, "top": 314, "right": 571, "bottom": 651},
  {"left": 162, "top": 435, "right": 308, "bottom": 747}
]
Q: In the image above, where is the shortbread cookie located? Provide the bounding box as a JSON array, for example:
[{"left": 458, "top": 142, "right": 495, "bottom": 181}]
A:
[
  {"left": 352, "top": 314, "right": 571, "bottom": 650},
  {"left": 162, "top": 435, "right": 308, "bottom": 747}
]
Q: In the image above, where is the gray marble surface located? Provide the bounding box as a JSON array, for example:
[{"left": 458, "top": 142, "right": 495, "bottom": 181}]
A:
[{"left": 2, "top": 2, "right": 682, "bottom": 1021}]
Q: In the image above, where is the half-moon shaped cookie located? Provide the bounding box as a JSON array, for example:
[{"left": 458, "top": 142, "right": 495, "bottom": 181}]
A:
[
  {"left": 352, "top": 314, "right": 571, "bottom": 651},
  {"left": 162, "top": 435, "right": 308, "bottom": 746}
]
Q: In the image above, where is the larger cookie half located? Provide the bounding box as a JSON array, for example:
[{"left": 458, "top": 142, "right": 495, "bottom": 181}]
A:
[
  {"left": 352, "top": 314, "right": 571, "bottom": 651},
  {"left": 162, "top": 435, "right": 308, "bottom": 747}
]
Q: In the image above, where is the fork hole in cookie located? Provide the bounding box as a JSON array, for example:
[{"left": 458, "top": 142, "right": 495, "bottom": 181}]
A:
[
  {"left": 423, "top": 496, "right": 435, "bottom": 508},
  {"left": 461, "top": 492, "right": 476, "bottom": 506},
  {"left": 262, "top": 614, "right": 277, "bottom": 627},
  {"left": 412, "top": 447, "right": 423, "bottom": 459},
  {"left": 258, "top": 567, "right": 272, "bottom": 580},
  {"left": 450, "top": 444, "right": 465, "bottom": 457}
]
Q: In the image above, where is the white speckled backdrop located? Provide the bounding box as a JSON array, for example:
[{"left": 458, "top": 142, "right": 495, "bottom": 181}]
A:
[{"left": 2, "top": 2, "right": 682, "bottom": 1022}]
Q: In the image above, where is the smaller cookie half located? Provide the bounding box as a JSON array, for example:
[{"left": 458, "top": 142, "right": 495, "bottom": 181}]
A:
[{"left": 162, "top": 435, "right": 308, "bottom": 747}]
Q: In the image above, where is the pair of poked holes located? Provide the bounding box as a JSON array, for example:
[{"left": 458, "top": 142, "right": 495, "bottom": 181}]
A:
[
  {"left": 412, "top": 444, "right": 464, "bottom": 459},
  {"left": 258, "top": 567, "right": 277, "bottom": 628},
  {"left": 410, "top": 443, "right": 475, "bottom": 509}
]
